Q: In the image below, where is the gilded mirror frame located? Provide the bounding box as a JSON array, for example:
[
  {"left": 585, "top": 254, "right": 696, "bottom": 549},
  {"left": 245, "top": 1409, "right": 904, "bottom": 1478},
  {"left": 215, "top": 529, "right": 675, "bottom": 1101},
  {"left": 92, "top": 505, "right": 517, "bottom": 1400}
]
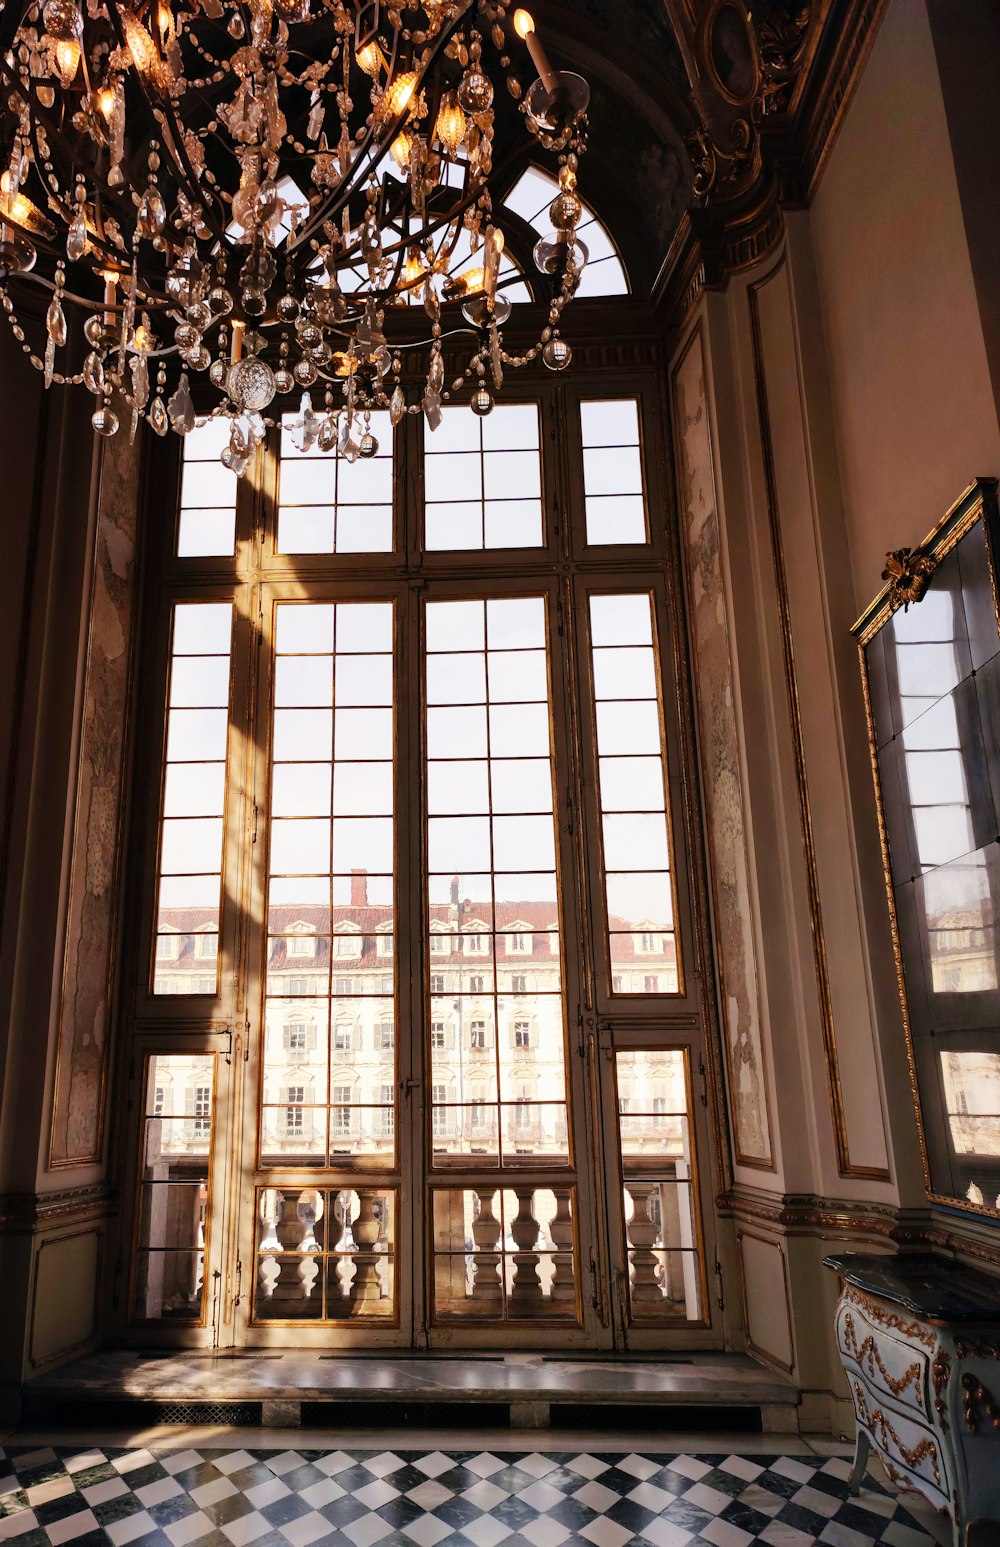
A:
[{"left": 854, "top": 476, "right": 1000, "bottom": 1220}]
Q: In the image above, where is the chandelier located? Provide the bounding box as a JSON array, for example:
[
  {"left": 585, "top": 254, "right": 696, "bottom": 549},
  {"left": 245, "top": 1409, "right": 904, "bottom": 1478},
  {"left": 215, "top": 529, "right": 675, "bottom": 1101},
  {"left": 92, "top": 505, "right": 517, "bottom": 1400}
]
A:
[{"left": 0, "top": 0, "right": 591, "bottom": 467}]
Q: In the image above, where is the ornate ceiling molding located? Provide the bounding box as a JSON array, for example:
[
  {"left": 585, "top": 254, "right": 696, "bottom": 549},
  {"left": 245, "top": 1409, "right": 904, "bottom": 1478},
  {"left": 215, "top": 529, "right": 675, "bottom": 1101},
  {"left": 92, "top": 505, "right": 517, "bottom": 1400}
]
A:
[{"left": 655, "top": 0, "right": 889, "bottom": 324}]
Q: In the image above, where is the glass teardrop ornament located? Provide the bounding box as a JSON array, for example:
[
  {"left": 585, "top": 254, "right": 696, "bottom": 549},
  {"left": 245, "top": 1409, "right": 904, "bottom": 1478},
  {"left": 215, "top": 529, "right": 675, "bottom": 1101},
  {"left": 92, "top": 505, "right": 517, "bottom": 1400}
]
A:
[
  {"left": 423, "top": 389, "right": 442, "bottom": 431},
  {"left": 167, "top": 372, "right": 196, "bottom": 434},
  {"left": 149, "top": 394, "right": 169, "bottom": 436},
  {"left": 46, "top": 295, "right": 67, "bottom": 347},
  {"left": 317, "top": 415, "right": 338, "bottom": 453},
  {"left": 428, "top": 350, "right": 444, "bottom": 394},
  {"left": 66, "top": 212, "right": 87, "bottom": 262},
  {"left": 83, "top": 351, "right": 104, "bottom": 395},
  {"left": 137, "top": 185, "right": 166, "bottom": 238},
  {"left": 390, "top": 384, "right": 405, "bottom": 426}
]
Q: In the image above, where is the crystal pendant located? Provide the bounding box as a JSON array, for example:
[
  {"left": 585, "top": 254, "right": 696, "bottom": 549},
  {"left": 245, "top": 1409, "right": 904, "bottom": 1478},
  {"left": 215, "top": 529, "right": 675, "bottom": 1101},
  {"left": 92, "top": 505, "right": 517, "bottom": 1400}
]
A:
[
  {"left": 470, "top": 385, "right": 493, "bottom": 416},
  {"left": 533, "top": 232, "right": 589, "bottom": 277},
  {"left": 83, "top": 351, "right": 104, "bottom": 395},
  {"left": 149, "top": 395, "right": 169, "bottom": 436},
  {"left": 390, "top": 385, "right": 406, "bottom": 426},
  {"left": 542, "top": 337, "right": 572, "bottom": 371},
  {"left": 91, "top": 402, "right": 120, "bottom": 436},
  {"left": 66, "top": 212, "right": 87, "bottom": 262},
  {"left": 289, "top": 392, "right": 318, "bottom": 453},
  {"left": 359, "top": 431, "right": 379, "bottom": 459},
  {"left": 167, "top": 373, "right": 196, "bottom": 434},
  {"left": 183, "top": 344, "right": 212, "bottom": 372},
  {"left": 422, "top": 389, "right": 442, "bottom": 431},
  {"left": 208, "top": 286, "right": 234, "bottom": 316},
  {"left": 458, "top": 69, "right": 493, "bottom": 112},
  {"left": 317, "top": 415, "right": 338, "bottom": 453},
  {"left": 228, "top": 355, "right": 277, "bottom": 412},
  {"left": 209, "top": 359, "right": 228, "bottom": 387},
  {"left": 428, "top": 350, "right": 444, "bottom": 394},
  {"left": 46, "top": 295, "right": 67, "bottom": 348},
  {"left": 130, "top": 352, "right": 150, "bottom": 410},
  {"left": 137, "top": 185, "right": 166, "bottom": 238},
  {"left": 247, "top": 413, "right": 267, "bottom": 446}
]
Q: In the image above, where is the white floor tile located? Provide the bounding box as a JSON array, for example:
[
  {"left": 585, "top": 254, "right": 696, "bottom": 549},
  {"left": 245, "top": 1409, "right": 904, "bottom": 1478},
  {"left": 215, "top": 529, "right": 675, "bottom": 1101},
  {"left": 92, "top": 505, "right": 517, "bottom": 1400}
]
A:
[
  {"left": 279, "top": 1510, "right": 335, "bottom": 1546},
  {"left": 164, "top": 1510, "right": 214, "bottom": 1546},
  {"left": 105, "top": 1511, "right": 158, "bottom": 1545}
]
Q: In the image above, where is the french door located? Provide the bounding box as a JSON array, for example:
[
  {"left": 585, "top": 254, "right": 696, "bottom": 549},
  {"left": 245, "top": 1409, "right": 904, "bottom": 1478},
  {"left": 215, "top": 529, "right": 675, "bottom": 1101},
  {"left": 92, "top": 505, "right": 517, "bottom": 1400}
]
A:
[{"left": 118, "top": 381, "right": 721, "bottom": 1352}]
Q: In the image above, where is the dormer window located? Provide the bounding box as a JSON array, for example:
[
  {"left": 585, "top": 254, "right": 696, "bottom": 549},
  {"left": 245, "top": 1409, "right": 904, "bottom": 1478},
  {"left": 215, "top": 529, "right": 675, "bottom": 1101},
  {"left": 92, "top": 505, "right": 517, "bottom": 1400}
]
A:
[
  {"left": 505, "top": 929, "right": 531, "bottom": 955},
  {"left": 334, "top": 925, "right": 362, "bottom": 959},
  {"left": 463, "top": 928, "right": 488, "bottom": 956},
  {"left": 377, "top": 927, "right": 394, "bottom": 957},
  {"left": 156, "top": 931, "right": 182, "bottom": 962},
  {"left": 194, "top": 932, "right": 218, "bottom": 961},
  {"left": 287, "top": 928, "right": 315, "bottom": 958}
]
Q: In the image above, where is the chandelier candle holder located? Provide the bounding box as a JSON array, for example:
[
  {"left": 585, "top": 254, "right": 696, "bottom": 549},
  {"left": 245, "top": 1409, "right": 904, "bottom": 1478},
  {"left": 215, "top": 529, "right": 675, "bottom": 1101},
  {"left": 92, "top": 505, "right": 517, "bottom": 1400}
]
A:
[{"left": 0, "top": 0, "right": 591, "bottom": 467}]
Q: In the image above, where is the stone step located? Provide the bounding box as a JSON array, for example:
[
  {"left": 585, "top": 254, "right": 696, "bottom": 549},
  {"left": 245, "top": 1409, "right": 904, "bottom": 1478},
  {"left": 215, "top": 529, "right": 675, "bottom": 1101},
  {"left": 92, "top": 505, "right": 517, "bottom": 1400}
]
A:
[{"left": 25, "top": 1352, "right": 799, "bottom": 1433}]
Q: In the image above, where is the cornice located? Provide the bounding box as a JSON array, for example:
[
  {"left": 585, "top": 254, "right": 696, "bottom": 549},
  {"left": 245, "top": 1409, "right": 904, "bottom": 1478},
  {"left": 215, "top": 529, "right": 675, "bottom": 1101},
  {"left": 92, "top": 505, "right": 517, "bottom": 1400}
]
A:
[
  {"left": 0, "top": 1183, "right": 112, "bottom": 1233},
  {"left": 718, "top": 1189, "right": 1000, "bottom": 1273}
]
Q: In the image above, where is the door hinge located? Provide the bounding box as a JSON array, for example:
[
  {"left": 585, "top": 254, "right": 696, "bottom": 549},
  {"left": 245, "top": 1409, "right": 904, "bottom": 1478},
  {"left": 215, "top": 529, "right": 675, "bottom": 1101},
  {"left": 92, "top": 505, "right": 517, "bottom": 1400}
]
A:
[
  {"left": 714, "top": 1260, "right": 725, "bottom": 1313},
  {"left": 251, "top": 803, "right": 259, "bottom": 844},
  {"left": 699, "top": 1058, "right": 708, "bottom": 1108}
]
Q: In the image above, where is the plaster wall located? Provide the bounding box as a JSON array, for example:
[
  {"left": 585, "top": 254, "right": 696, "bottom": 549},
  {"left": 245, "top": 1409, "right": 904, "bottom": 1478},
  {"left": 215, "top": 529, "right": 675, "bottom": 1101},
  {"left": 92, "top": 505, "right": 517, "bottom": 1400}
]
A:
[{"left": 810, "top": 0, "right": 1000, "bottom": 611}]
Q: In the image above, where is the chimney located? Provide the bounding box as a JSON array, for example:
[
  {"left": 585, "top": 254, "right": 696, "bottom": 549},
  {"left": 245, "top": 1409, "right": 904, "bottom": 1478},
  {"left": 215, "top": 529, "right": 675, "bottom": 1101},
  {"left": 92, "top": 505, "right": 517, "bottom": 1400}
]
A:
[{"left": 351, "top": 868, "right": 368, "bottom": 907}]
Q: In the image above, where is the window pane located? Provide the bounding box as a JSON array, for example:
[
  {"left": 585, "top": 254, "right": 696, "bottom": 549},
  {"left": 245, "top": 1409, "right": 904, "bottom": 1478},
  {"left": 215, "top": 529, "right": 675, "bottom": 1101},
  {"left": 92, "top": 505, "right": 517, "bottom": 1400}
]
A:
[
  {"left": 615, "top": 1049, "right": 703, "bottom": 1324},
  {"left": 431, "top": 1186, "right": 579, "bottom": 1323},
  {"left": 278, "top": 412, "right": 392, "bottom": 554},
  {"left": 153, "top": 604, "right": 232, "bottom": 995},
  {"left": 425, "top": 594, "right": 570, "bottom": 1178},
  {"left": 133, "top": 1054, "right": 215, "bottom": 1320},
  {"left": 255, "top": 1187, "right": 395, "bottom": 1321},
  {"left": 588, "top": 593, "right": 680, "bottom": 994},
  {"left": 581, "top": 400, "right": 647, "bottom": 545},
  {"left": 424, "top": 406, "right": 544, "bottom": 551},
  {"left": 263, "top": 602, "right": 397, "bottom": 1168}
]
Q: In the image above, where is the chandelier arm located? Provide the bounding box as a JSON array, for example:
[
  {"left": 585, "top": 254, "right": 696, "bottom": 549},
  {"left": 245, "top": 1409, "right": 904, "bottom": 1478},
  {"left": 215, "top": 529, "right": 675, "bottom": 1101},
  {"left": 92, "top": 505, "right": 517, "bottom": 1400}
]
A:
[
  {"left": 104, "top": 4, "right": 229, "bottom": 242},
  {"left": 289, "top": 1, "right": 474, "bottom": 259},
  {"left": 284, "top": 22, "right": 406, "bottom": 260},
  {"left": 3, "top": 58, "right": 140, "bottom": 258}
]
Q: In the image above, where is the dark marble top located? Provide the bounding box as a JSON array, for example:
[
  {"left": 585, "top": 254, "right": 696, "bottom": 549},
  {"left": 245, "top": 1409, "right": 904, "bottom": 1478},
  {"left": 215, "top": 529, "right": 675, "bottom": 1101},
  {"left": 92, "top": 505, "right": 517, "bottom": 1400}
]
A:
[{"left": 823, "top": 1252, "right": 1000, "bottom": 1323}]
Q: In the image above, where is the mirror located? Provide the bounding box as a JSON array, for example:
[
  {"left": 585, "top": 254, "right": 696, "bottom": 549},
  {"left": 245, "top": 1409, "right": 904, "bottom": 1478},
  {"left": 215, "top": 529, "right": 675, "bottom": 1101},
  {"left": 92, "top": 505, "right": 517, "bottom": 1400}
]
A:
[{"left": 855, "top": 479, "right": 1000, "bottom": 1216}]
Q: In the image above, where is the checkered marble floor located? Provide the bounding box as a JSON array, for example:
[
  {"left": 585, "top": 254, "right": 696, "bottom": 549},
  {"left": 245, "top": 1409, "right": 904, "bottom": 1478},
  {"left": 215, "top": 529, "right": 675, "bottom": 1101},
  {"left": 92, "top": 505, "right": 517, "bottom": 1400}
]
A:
[{"left": 0, "top": 1445, "right": 944, "bottom": 1547}]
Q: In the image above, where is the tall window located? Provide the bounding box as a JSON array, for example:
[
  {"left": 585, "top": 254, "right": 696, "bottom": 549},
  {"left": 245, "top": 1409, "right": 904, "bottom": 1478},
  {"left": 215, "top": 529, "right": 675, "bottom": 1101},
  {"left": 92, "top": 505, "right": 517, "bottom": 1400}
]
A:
[{"left": 130, "top": 357, "right": 712, "bottom": 1341}]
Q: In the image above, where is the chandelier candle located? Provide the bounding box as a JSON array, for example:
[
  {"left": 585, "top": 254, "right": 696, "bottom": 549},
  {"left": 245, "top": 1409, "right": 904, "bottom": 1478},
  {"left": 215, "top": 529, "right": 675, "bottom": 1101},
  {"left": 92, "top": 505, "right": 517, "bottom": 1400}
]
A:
[{"left": 0, "top": 0, "right": 592, "bottom": 464}]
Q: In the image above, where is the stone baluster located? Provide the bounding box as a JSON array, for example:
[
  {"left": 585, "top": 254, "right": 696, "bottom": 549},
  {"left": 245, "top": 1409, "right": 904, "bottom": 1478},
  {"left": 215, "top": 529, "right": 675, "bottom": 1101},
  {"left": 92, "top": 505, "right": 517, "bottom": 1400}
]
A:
[
  {"left": 626, "top": 1183, "right": 662, "bottom": 1311},
  {"left": 509, "top": 1187, "right": 544, "bottom": 1314},
  {"left": 330, "top": 1189, "right": 355, "bottom": 1308},
  {"left": 471, "top": 1189, "right": 503, "bottom": 1312},
  {"left": 546, "top": 1186, "right": 575, "bottom": 1314},
  {"left": 349, "top": 1191, "right": 385, "bottom": 1315}
]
